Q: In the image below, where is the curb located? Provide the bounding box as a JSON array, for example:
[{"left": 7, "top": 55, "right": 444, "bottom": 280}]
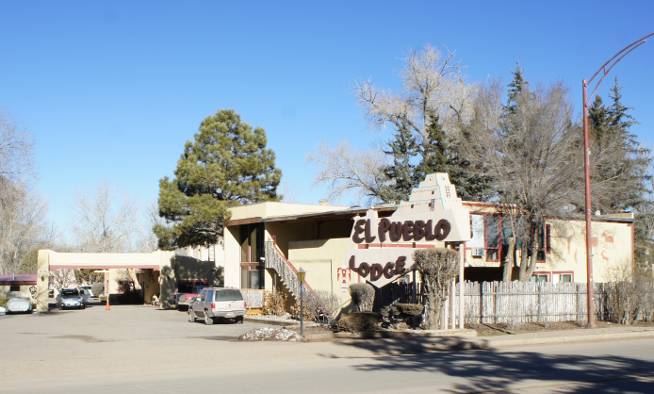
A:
[
  {"left": 478, "top": 329, "right": 654, "bottom": 349},
  {"left": 244, "top": 317, "right": 298, "bottom": 326}
]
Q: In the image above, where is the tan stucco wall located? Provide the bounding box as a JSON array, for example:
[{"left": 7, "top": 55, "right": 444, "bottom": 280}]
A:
[
  {"left": 545, "top": 218, "right": 633, "bottom": 283},
  {"left": 287, "top": 237, "right": 355, "bottom": 301},
  {"left": 229, "top": 202, "right": 348, "bottom": 223},
  {"left": 224, "top": 227, "right": 241, "bottom": 288},
  {"left": 462, "top": 216, "right": 634, "bottom": 282}
]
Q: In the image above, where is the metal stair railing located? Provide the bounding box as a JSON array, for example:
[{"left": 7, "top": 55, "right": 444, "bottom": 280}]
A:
[{"left": 264, "top": 240, "right": 319, "bottom": 301}]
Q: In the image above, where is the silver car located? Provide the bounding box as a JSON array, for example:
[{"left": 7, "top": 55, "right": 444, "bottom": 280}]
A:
[
  {"left": 56, "top": 288, "right": 86, "bottom": 310},
  {"left": 188, "top": 288, "right": 245, "bottom": 325},
  {"left": 6, "top": 295, "right": 32, "bottom": 314},
  {"left": 80, "top": 286, "right": 101, "bottom": 305}
]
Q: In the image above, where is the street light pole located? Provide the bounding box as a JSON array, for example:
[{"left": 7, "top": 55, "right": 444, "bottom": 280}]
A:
[
  {"left": 297, "top": 268, "right": 306, "bottom": 338},
  {"left": 581, "top": 32, "right": 653, "bottom": 328},
  {"left": 581, "top": 79, "right": 594, "bottom": 328}
]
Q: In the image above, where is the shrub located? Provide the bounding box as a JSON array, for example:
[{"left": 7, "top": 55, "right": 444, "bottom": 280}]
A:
[
  {"left": 336, "top": 312, "right": 381, "bottom": 335},
  {"left": 349, "top": 283, "right": 375, "bottom": 312},
  {"left": 381, "top": 303, "right": 424, "bottom": 329},
  {"left": 414, "top": 248, "right": 458, "bottom": 329},
  {"left": 395, "top": 303, "right": 424, "bottom": 317},
  {"left": 290, "top": 290, "right": 341, "bottom": 323},
  {"left": 601, "top": 274, "right": 654, "bottom": 324},
  {"left": 263, "top": 291, "right": 288, "bottom": 316}
]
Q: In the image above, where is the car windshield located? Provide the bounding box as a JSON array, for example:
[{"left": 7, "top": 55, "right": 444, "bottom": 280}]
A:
[
  {"left": 62, "top": 289, "right": 79, "bottom": 296},
  {"left": 215, "top": 289, "right": 243, "bottom": 301}
]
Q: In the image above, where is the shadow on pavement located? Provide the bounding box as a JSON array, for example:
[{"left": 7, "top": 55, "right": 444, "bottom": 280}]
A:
[{"left": 327, "top": 336, "right": 654, "bottom": 393}]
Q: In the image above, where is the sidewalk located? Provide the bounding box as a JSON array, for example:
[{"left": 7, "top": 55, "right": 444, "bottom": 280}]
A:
[{"left": 476, "top": 325, "right": 654, "bottom": 348}]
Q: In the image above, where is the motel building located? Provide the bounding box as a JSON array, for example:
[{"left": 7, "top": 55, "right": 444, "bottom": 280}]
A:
[{"left": 34, "top": 173, "right": 634, "bottom": 313}]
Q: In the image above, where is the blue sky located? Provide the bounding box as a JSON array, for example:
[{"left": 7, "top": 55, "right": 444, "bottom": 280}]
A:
[{"left": 1, "top": 1, "right": 653, "bottom": 239}]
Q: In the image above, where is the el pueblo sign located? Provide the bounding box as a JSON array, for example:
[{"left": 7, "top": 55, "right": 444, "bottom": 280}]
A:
[{"left": 346, "top": 173, "right": 471, "bottom": 287}]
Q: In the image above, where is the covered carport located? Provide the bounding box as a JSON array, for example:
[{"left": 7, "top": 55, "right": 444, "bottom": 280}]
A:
[{"left": 35, "top": 250, "right": 174, "bottom": 312}]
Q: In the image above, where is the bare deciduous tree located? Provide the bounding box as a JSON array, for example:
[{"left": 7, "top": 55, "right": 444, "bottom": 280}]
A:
[
  {"left": 0, "top": 115, "right": 49, "bottom": 275},
  {"left": 462, "top": 82, "right": 580, "bottom": 281},
  {"left": 313, "top": 46, "right": 476, "bottom": 202},
  {"left": 0, "top": 179, "right": 48, "bottom": 275},
  {"left": 359, "top": 46, "right": 474, "bottom": 141},
  {"left": 309, "top": 142, "right": 387, "bottom": 203},
  {"left": 0, "top": 114, "right": 32, "bottom": 182},
  {"left": 72, "top": 186, "right": 144, "bottom": 252}
]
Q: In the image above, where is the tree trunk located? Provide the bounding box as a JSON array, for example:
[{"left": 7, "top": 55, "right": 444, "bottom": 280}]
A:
[
  {"left": 525, "top": 235, "right": 540, "bottom": 279},
  {"left": 518, "top": 243, "right": 529, "bottom": 281},
  {"left": 503, "top": 237, "right": 515, "bottom": 281}
]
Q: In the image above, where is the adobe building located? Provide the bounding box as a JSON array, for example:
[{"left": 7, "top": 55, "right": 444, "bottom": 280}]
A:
[
  {"left": 34, "top": 173, "right": 634, "bottom": 313},
  {"left": 221, "top": 173, "right": 634, "bottom": 310}
]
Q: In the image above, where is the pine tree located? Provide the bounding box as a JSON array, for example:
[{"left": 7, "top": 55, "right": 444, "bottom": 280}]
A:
[
  {"left": 416, "top": 112, "right": 448, "bottom": 179},
  {"left": 416, "top": 112, "right": 492, "bottom": 201},
  {"left": 154, "top": 109, "right": 282, "bottom": 249},
  {"left": 378, "top": 125, "right": 420, "bottom": 203},
  {"left": 505, "top": 65, "right": 526, "bottom": 115},
  {"left": 589, "top": 79, "right": 651, "bottom": 212}
]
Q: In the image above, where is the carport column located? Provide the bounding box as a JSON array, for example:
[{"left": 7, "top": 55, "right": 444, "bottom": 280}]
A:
[
  {"left": 458, "top": 243, "right": 465, "bottom": 329},
  {"left": 36, "top": 250, "right": 50, "bottom": 313}
]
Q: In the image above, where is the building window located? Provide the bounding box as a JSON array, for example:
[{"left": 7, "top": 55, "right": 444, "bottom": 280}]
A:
[
  {"left": 530, "top": 273, "right": 550, "bottom": 283},
  {"left": 559, "top": 273, "right": 573, "bottom": 283},
  {"left": 240, "top": 263, "right": 264, "bottom": 289},
  {"left": 485, "top": 215, "right": 501, "bottom": 261}
]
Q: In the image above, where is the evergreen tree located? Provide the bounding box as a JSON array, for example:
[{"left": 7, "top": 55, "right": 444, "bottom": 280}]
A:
[
  {"left": 588, "top": 79, "right": 651, "bottom": 212},
  {"left": 504, "top": 65, "right": 527, "bottom": 115},
  {"left": 416, "top": 112, "right": 492, "bottom": 201},
  {"left": 378, "top": 125, "right": 420, "bottom": 203},
  {"left": 416, "top": 112, "right": 449, "bottom": 178},
  {"left": 155, "top": 109, "right": 282, "bottom": 249}
]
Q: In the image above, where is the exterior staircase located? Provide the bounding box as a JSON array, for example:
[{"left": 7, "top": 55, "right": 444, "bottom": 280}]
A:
[{"left": 264, "top": 240, "right": 315, "bottom": 304}]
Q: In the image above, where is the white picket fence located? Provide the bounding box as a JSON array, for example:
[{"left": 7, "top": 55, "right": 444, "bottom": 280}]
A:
[{"left": 450, "top": 281, "right": 594, "bottom": 325}]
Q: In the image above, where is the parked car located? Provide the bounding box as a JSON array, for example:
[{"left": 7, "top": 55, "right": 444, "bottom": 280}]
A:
[
  {"left": 188, "top": 287, "right": 245, "bottom": 325},
  {"left": 0, "top": 305, "right": 6, "bottom": 315},
  {"left": 6, "top": 294, "right": 33, "bottom": 314},
  {"left": 79, "top": 286, "right": 101, "bottom": 305},
  {"left": 56, "top": 288, "right": 85, "bottom": 310},
  {"left": 176, "top": 292, "right": 199, "bottom": 311}
]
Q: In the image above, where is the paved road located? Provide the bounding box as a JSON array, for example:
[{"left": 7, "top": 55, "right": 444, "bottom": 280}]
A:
[{"left": 1, "top": 306, "right": 652, "bottom": 393}]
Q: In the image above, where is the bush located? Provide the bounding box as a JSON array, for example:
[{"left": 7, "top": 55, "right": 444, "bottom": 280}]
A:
[
  {"left": 263, "top": 291, "right": 288, "bottom": 316},
  {"left": 395, "top": 303, "right": 424, "bottom": 317},
  {"left": 601, "top": 275, "right": 654, "bottom": 324},
  {"left": 290, "top": 290, "right": 341, "bottom": 323},
  {"left": 414, "top": 248, "right": 458, "bottom": 329},
  {"left": 349, "top": 283, "right": 375, "bottom": 312},
  {"left": 381, "top": 303, "right": 424, "bottom": 329},
  {"left": 336, "top": 312, "right": 381, "bottom": 334}
]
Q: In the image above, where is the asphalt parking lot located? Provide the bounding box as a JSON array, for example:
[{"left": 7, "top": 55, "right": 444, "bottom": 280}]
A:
[
  {"left": 0, "top": 304, "right": 266, "bottom": 343},
  {"left": 0, "top": 305, "right": 275, "bottom": 392}
]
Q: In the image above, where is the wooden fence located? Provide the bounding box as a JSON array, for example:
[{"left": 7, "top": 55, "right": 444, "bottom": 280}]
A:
[{"left": 447, "top": 281, "right": 653, "bottom": 326}]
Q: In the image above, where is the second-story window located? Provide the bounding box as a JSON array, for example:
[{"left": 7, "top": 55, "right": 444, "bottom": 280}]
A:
[{"left": 485, "top": 215, "right": 501, "bottom": 261}]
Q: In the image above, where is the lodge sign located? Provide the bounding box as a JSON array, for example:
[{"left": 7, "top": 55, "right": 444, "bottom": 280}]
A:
[
  {"left": 348, "top": 255, "right": 408, "bottom": 281},
  {"left": 344, "top": 173, "right": 471, "bottom": 288}
]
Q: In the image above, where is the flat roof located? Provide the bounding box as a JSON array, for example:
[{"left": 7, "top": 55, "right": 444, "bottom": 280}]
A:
[{"left": 227, "top": 201, "right": 634, "bottom": 226}]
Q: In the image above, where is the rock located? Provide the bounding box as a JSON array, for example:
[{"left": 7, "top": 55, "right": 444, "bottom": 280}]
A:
[{"left": 238, "top": 327, "right": 301, "bottom": 342}]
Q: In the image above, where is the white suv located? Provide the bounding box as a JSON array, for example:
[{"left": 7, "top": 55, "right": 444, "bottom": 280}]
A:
[{"left": 188, "top": 287, "right": 246, "bottom": 325}]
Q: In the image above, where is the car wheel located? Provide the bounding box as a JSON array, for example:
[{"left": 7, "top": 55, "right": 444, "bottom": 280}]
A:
[
  {"left": 82, "top": 304, "right": 86, "bottom": 309},
  {"left": 237, "top": 316, "right": 244, "bottom": 324},
  {"left": 188, "top": 311, "right": 195, "bottom": 323},
  {"left": 203, "top": 312, "right": 213, "bottom": 325}
]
